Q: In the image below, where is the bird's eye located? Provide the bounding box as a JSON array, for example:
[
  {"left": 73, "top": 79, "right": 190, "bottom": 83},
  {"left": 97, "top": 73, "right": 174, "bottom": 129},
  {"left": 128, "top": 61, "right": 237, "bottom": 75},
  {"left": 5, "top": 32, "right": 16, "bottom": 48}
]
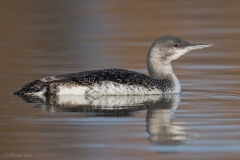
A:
[{"left": 174, "top": 44, "right": 178, "bottom": 47}]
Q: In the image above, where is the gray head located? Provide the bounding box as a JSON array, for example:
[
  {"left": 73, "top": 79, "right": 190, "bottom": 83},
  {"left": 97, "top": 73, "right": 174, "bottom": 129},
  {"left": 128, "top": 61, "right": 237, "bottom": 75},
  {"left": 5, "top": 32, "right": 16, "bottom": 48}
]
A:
[
  {"left": 147, "top": 36, "right": 213, "bottom": 81},
  {"left": 148, "top": 36, "right": 213, "bottom": 63}
]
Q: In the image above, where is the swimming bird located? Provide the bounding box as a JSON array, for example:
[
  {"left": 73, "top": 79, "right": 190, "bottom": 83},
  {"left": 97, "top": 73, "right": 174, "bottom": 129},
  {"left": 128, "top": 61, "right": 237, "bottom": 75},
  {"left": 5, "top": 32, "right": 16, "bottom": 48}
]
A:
[{"left": 14, "top": 36, "right": 212, "bottom": 96}]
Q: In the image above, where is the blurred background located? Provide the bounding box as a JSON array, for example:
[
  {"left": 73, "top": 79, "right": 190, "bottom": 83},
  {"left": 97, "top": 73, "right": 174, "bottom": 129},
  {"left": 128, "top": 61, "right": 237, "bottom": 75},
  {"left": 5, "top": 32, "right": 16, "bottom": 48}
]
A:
[{"left": 0, "top": 0, "right": 240, "bottom": 160}]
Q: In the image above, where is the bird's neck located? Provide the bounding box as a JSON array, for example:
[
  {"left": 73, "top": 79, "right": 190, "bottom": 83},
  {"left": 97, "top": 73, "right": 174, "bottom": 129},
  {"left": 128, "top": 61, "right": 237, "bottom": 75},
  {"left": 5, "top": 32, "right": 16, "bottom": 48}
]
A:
[
  {"left": 147, "top": 50, "right": 175, "bottom": 80},
  {"left": 147, "top": 49, "right": 181, "bottom": 93},
  {"left": 147, "top": 60, "right": 175, "bottom": 80},
  {"left": 147, "top": 47, "right": 181, "bottom": 93}
]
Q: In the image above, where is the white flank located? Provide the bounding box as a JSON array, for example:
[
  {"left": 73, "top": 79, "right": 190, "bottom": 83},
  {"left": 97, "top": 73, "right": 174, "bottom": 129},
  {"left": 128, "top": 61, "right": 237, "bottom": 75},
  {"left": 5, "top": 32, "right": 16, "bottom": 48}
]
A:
[
  {"left": 86, "top": 81, "right": 162, "bottom": 95},
  {"left": 58, "top": 85, "right": 88, "bottom": 95},
  {"left": 54, "top": 95, "right": 162, "bottom": 108},
  {"left": 87, "top": 95, "right": 162, "bottom": 108}
]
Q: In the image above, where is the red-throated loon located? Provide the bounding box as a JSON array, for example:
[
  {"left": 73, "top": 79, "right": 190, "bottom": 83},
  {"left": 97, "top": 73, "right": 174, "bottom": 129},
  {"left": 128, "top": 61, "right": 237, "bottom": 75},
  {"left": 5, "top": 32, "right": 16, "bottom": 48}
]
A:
[{"left": 14, "top": 36, "right": 212, "bottom": 96}]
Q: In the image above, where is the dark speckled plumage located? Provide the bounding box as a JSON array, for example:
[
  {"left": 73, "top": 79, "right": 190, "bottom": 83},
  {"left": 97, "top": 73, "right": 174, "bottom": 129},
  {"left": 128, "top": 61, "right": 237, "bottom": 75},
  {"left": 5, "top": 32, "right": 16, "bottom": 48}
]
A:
[
  {"left": 14, "top": 69, "right": 173, "bottom": 95},
  {"left": 71, "top": 69, "right": 173, "bottom": 90}
]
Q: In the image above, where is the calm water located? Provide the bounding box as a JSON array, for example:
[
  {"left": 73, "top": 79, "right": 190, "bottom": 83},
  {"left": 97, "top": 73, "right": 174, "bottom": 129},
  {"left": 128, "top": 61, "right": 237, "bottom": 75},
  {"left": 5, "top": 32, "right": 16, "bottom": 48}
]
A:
[{"left": 1, "top": 0, "right": 240, "bottom": 160}]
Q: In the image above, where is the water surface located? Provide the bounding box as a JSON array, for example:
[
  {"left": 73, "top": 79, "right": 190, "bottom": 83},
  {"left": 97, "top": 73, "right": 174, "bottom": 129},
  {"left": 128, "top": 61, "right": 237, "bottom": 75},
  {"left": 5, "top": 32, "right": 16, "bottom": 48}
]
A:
[{"left": 1, "top": 0, "right": 240, "bottom": 160}]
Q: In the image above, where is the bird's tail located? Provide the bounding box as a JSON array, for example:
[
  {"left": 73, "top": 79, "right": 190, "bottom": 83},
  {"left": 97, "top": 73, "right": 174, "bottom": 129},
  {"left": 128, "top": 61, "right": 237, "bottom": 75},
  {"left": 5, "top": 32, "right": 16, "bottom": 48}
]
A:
[{"left": 14, "top": 80, "right": 48, "bottom": 96}]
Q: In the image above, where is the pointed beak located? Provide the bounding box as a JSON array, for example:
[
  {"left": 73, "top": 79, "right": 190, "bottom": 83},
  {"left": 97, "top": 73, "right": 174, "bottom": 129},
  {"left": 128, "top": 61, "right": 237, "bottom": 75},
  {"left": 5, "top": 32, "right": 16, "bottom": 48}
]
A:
[{"left": 187, "top": 44, "right": 213, "bottom": 51}]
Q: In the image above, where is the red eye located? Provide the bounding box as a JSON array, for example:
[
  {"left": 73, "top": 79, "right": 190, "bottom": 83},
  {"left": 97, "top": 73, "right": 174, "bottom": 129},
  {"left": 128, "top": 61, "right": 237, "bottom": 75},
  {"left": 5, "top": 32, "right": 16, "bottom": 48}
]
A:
[{"left": 174, "top": 44, "right": 178, "bottom": 47}]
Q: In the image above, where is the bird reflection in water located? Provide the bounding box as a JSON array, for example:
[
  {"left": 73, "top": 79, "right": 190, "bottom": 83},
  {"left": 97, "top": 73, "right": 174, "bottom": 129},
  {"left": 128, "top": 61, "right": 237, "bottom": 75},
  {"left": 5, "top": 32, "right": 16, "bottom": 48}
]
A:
[
  {"left": 146, "top": 94, "right": 187, "bottom": 145},
  {"left": 18, "top": 94, "right": 186, "bottom": 145}
]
